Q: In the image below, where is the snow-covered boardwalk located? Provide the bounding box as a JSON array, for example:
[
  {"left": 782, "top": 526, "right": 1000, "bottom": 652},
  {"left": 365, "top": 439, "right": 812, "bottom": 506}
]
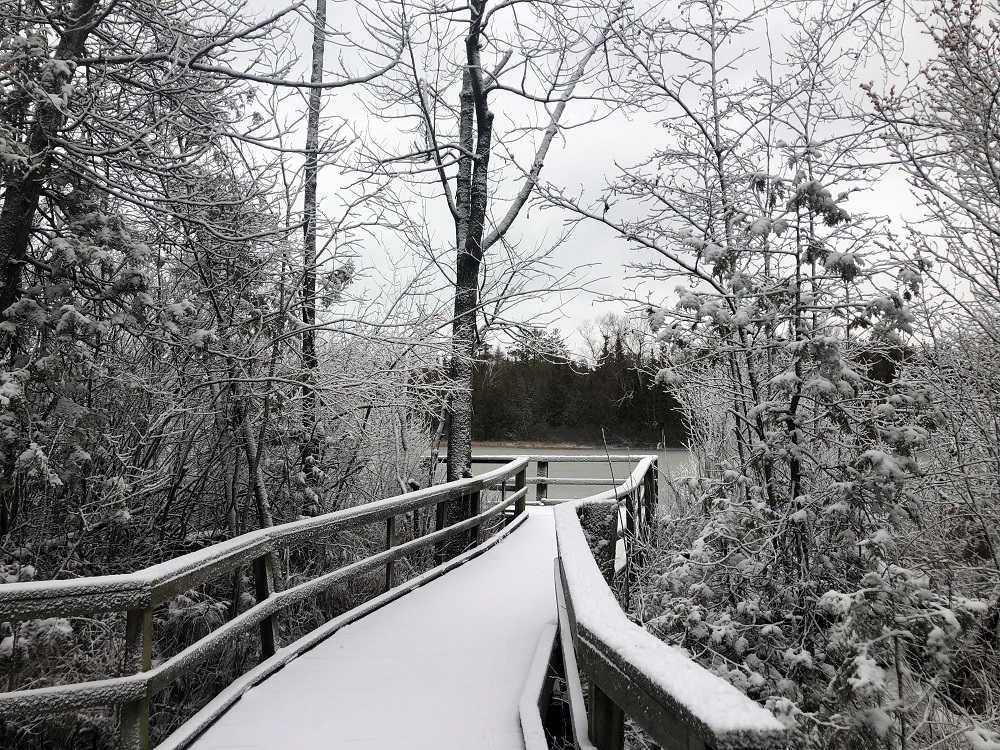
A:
[
  {"left": 0, "top": 456, "right": 791, "bottom": 750},
  {"left": 187, "top": 508, "right": 556, "bottom": 750}
]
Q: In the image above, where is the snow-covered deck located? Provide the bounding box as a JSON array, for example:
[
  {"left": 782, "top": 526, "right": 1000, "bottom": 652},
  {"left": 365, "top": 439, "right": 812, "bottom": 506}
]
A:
[{"left": 181, "top": 507, "right": 556, "bottom": 750}]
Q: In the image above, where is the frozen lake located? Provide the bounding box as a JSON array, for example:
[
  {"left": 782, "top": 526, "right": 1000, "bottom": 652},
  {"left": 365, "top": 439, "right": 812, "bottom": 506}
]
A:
[{"left": 471, "top": 445, "right": 693, "bottom": 501}]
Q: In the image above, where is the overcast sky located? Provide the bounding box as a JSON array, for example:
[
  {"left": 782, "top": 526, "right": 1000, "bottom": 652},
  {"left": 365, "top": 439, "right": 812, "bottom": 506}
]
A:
[{"left": 251, "top": 0, "right": 943, "bottom": 351}]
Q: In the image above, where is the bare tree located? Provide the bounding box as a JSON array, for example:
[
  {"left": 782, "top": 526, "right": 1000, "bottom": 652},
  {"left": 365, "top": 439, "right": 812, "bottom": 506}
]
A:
[
  {"left": 866, "top": 5, "right": 1000, "bottom": 743},
  {"left": 355, "top": 0, "right": 617, "bottom": 487},
  {"left": 537, "top": 2, "right": 998, "bottom": 746},
  {"left": 867, "top": 0, "right": 1000, "bottom": 341},
  {"left": 0, "top": 8, "right": 449, "bottom": 743},
  {"left": 301, "top": 0, "right": 329, "bottom": 474}
]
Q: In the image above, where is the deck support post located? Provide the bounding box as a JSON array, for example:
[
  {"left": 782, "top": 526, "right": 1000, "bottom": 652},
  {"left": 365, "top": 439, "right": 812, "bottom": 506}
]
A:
[
  {"left": 536, "top": 460, "right": 548, "bottom": 504},
  {"left": 515, "top": 467, "right": 527, "bottom": 517},
  {"left": 252, "top": 553, "right": 279, "bottom": 659},
  {"left": 588, "top": 681, "right": 625, "bottom": 750},
  {"left": 385, "top": 515, "right": 396, "bottom": 591},
  {"left": 434, "top": 496, "right": 448, "bottom": 565},
  {"left": 120, "top": 606, "right": 153, "bottom": 750},
  {"left": 469, "top": 490, "right": 482, "bottom": 548}
]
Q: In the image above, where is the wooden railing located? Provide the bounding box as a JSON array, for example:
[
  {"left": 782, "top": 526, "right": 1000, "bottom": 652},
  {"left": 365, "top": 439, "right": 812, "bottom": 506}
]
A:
[
  {"left": 470, "top": 453, "right": 653, "bottom": 504},
  {"left": 548, "top": 456, "right": 791, "bottom": 750},
  {"left": 0, "top": 458, "right": 529, "bottom": 750}
]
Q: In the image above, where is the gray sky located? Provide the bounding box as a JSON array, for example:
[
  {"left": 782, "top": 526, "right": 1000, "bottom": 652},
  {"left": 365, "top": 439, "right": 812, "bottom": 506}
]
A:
[{"left": 251, "top": 0, "right": 942, "bottom": 351}]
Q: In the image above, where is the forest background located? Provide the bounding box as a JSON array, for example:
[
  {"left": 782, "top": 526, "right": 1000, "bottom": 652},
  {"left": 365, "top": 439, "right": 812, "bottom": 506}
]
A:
[{"left": 470, "top": 319, "right": 686, "bottom": 447}]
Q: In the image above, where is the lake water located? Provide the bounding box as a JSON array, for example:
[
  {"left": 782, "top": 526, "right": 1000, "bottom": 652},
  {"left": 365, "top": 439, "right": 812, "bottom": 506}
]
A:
[{"left": 471, "top": 445, "right": 693, "bottom": 501}]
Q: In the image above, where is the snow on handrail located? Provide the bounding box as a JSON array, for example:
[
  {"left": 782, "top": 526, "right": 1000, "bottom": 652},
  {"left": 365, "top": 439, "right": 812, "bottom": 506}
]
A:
[
  {"left": 575, "top": 454, "right": 654, "bottom": 503},
  {"left": 0, "top": 457, "right": 529, "bottom": 620},
  {"left": 469, "top": 454, "right": 650, "bottom": 463},
  {"left": 555, "top": 458, "right": 791, "bottom": 750},
  {"left": 471, "top": 453, "right": 656, "bottom": 505},
  {"left": 0, "top": 457, "right": 530, "bottom": 749}
]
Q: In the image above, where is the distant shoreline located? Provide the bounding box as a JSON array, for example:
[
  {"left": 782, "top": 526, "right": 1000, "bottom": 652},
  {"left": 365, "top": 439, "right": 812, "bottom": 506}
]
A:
[{"left": 471, "top": 440, "right": 687, "bottom": 451}]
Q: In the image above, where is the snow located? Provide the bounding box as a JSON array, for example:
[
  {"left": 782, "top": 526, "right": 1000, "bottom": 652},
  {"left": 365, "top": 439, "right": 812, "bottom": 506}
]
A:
[
  {"left": 768, "top": 371, "right": 800, "bottom": 390},
  {"left": 553, "top": 564, "right": 598, "bottom": 750},
  {"left": 0, "top": 459, "right": 531, "bottom": 617},
  {"left": 965, "top": 727, "right": 1000, "bottom": 750},
  {"left": 731, "top": 309, "right": 751, "bottom": 328},
  {"left": 703, "top": 243, "right": 724, "bottom": 262},
  {"left": 655, "top": 368, "right": 684, "bottom": 387},
  {"left": 518, "top": 620, "right": 559, "bottom": 750},
  {"left": 2, "top": 455, "right": 790, "bottom": 749},
  {"left": 184, "top": 508, "right": 557, "bottom": 750},
  {"left": 554, "top": 496, "right": 788, "bottom": 750},
  {"left": 648, "top": 306, "right": 668, "bottom": 332}
]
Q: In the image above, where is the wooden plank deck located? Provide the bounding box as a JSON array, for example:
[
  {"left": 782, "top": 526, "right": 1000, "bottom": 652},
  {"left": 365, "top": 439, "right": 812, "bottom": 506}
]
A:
[{"left": 184, "top": 507, "right": 556, "bottom": 750}]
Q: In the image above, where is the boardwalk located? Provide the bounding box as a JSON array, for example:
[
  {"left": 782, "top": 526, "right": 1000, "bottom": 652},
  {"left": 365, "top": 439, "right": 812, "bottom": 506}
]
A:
[
  {"left": 0, "top": 456, "right": 789, "bottom": 750},
  {"left": 187, "top": 508, "right": 556, "bottom": 750}
]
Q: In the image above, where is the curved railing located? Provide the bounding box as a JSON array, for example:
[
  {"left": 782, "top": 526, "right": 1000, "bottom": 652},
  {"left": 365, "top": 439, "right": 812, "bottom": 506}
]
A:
[
  {"left": 546, "top": 456, "right": 791, "bottom": 750},
  {"left": 2, "top": 452, "right": 793, "bottom": 750},
  {"left": 469, "top": 453, "right": 656, "bottom": 504},
  {"left": 0, "top": 458, "right": 529, "bottom": 750}
]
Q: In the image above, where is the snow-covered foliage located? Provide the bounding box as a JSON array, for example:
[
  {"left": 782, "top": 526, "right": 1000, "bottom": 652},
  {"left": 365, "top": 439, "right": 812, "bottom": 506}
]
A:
[
  {"left": 0, "top": 2, "right": 441, "bottom": 747},
  {"left": 588, "top": 1, "right": 1000, "bottom": 748}
]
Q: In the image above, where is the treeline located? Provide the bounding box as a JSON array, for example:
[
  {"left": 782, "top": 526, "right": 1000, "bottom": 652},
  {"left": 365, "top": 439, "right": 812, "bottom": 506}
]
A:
[{"left": 471, "top": 329, "right": 686, "bottom": 446}]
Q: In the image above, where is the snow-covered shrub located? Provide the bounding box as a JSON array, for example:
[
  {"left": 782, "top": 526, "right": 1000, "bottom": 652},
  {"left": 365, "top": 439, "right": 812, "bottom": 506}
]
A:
[{"left": 596, "top": 2, "right": 1000, "bottom": 747}]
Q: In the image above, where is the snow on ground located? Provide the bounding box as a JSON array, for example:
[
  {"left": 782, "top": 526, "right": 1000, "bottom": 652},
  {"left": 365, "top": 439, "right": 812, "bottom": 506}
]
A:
[{"left": 188, "top": 508, "right": 556, "bottom": 750}]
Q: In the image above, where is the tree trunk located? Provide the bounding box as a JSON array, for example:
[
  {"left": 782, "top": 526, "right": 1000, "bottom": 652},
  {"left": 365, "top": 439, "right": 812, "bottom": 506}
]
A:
[
  {"left": 0, "top": 0, "right": 99, "bottom": 361},
  {"left": 441, "top": 2, "right": 494, "bottom": 557},
  {"left": 229, "top": 381, "right": 274, "bottom": 530},
  {"left": 445, "top": 0, "right": 492, "bottom": 486},
  {"left": 301, "top": 0, "right": 326, "bottom": 474}
]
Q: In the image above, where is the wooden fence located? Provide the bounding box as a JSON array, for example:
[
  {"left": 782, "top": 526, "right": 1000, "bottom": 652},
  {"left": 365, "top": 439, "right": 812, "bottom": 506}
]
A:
[
  {"left": 547, "top": 456, "right": 791, "bottom": 750},
  {"left": 0, "top": 458, "right": 529, "bottom": 750},
  {"left": 1, "top": 452, "right": 792, "bottom": 750},
  {"left": 469, "top": 453, "right": 654, "bottom": 505}
]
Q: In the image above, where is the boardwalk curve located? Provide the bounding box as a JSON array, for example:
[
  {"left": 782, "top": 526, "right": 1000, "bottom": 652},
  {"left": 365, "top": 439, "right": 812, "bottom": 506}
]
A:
[{"left": 183, "top": 508, "right": 556, "bottom": 750}]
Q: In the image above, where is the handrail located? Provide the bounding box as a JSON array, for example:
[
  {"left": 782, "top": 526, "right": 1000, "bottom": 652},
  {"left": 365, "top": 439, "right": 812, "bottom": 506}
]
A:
[
  {"left": 466, "top": 453, "right": 653, "bottom": 504},
  {"left": 553, "top": 457, "right": 791, "bottom": 750},
  {"left": 470, "top": 454, "right": 652, "bottom": 463},
  {"left": 0, "top": 457, "right": 530, "bottom": 750}
]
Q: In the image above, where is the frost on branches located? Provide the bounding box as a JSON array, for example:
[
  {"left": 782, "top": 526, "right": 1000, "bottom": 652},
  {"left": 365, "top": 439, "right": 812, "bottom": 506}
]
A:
[{"left": 573, "top": 1, "right": 1000, "bottom": 748}]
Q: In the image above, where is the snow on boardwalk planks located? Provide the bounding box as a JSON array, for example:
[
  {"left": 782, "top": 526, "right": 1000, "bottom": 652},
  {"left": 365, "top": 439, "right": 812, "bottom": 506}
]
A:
[{"left": 188, "top": 507, "right": 556, "bottom": 750}]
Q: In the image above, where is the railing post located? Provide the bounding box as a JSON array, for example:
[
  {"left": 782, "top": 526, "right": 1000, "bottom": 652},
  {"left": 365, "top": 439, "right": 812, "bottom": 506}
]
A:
[
  {"left": 468, "top": 489, "right": 481, "bottom": 548},
  {"left": 643, "top": 459, "right": 658, "bottom": 533},
  {"left": 625, "top": 491, "right": 637, "bottom": 544},
  {"left": 434, "top": 495, "right": 448, "bottom": 565},
  {"left": 624, "top": 490, "right": 637, "bottom": 599},
  {"left": 515, "top": 466, "right": 527, "bottom": 516},
  {"left": 536, "top": 460, "right": 548, "bottom": 504},
  {"left": 385, "top": 515, "right": 396, "bottom": 591},
  {"left": 252, "top": 553, "right": 279, "bottom": 659},
  {"left": 588, "top": 681, "right": 625, "bottom": 750},
  {"left": 635, "top": 459, "right": 659, "bottom": 572},
  {"left": 120, "top": 606, "right": 153, "bottom": 750},
  {"left": 603, "top": 501, "right": 619, "bottom": 585}
]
